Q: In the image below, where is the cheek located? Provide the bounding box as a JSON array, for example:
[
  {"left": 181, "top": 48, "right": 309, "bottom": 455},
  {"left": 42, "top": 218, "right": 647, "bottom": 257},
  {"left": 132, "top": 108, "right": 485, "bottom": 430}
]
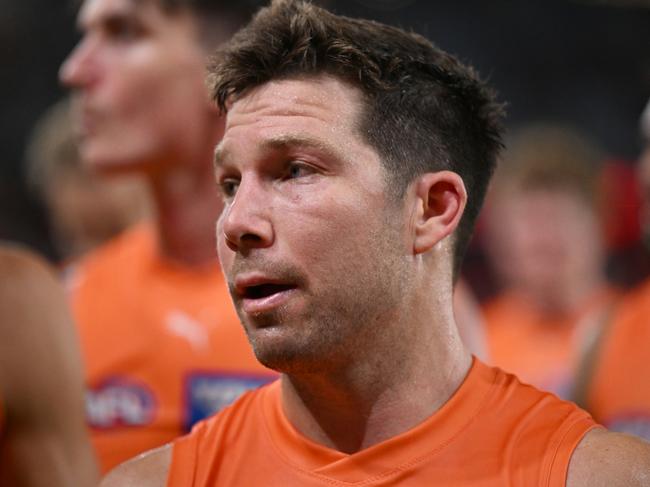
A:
[
  {"left": 108, "top": 55, "right": 182, "bottom": 116},
  {"left": 286, "top": 203, "right": 384, "bottom": 271}
]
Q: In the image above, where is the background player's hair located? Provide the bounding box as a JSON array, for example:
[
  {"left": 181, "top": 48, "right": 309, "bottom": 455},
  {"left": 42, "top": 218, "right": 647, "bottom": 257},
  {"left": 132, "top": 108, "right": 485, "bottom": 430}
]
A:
[
  {"left": 492, "top": 124, "right": 603, "bottom": 207},
  {"left": 70, "top": 0, "right": 256, "bottom": 50},
  {"left": 208, "top": 0, "right": 505, "bottom": 277},
  {"left": 155, "top": 0, "right": 256, "bottom": 49}
]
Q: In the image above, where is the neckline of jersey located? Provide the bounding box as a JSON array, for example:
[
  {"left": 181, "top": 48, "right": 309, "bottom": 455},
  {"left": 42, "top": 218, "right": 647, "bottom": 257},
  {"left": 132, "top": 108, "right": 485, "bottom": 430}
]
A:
[{"left": 260, "top": 357, "right": 498, "bottom": 483}]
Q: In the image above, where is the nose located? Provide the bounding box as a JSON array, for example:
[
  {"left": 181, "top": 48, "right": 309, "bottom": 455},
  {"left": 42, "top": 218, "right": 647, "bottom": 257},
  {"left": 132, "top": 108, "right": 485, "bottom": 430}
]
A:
[
  {"left": 220, "top": 177, "right": 274, "bottom": 254},
  {"left": 59, "top": 37, "right": 98, "bottom": 88}
]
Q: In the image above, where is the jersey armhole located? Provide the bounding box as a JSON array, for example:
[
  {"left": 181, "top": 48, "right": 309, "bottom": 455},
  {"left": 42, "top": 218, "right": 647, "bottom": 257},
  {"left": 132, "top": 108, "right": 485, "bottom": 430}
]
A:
[
  {"left": 545, "top": 416, "right": 602, "bottom": 487},
  {"left": 167, "top": 432, "right": 199, "bottom": 487}
]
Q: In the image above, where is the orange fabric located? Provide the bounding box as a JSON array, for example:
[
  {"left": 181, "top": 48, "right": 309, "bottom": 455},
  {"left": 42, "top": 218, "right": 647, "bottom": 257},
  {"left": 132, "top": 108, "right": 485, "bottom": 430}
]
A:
[
  {"left": 168, "top": 359, "right": 597, "bottom": 486},
  {"left": 483, "top": 289, "right": 616, "bottom": 398},
  {"left": 587, "top": 278, "right": 650, "bottom": 440},
  {"left": 68, "top": 224, "right": 277, "bottom": 473}
]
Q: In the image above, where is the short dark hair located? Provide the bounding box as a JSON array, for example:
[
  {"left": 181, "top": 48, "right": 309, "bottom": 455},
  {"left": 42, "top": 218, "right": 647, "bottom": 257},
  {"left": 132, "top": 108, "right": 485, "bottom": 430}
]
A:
[{"left": 209, "top": 0, "right": 505, "bottom": 277}]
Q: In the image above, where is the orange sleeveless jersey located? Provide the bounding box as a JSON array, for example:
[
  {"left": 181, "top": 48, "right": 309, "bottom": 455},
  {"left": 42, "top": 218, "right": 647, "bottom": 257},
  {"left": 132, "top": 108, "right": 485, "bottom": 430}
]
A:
[
  {"left": 483, "top": 289, "right": 616, "bottom": 399},
  {"left": 168, "top": 359, "right": 597, "bottom": 486},
  {"left": 68, "top": 224, "right": 277, "bottom": 473},
  {"left": 586, "top": 278, "right": 650, "bottom": 440}
]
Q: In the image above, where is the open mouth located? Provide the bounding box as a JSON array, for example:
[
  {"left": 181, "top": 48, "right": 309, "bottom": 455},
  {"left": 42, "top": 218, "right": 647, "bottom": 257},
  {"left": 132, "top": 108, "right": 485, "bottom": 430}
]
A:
[{"left": 243, "top": 283, "right": 296, "bottom": 300}]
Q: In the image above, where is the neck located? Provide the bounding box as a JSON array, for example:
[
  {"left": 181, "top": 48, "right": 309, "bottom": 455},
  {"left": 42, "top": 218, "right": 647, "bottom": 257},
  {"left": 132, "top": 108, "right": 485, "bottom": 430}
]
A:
[
  {"left": 280, "top": 282, "right": 472, "bottom": 454},
  {"left": 148, "top": 160, "right": 223, "bottom": 267}
]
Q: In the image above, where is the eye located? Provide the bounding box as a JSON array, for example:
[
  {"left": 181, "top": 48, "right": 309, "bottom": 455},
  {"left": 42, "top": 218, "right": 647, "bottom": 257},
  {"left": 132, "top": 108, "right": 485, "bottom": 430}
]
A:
[
  {"left": 218, "top": 178, "right": 240, "bottom": 199},
  {"left": 286, "top": 161, "right": 316, "bottom": 180},
  {"left": 104, "top": 17, "right": 143, "bottom": 42}
]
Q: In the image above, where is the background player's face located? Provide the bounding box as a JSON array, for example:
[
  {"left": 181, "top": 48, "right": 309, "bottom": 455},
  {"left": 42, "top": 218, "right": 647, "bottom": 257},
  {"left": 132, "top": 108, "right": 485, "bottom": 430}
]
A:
[
  {"left": 489, "top": 188, "right": 602, "bottom": 311},
  {"left": 215, "top": 76, "right": 411, "bottom": 373},
  {"left": 60, "top": 0, "right": 217, "bottom": 174}
]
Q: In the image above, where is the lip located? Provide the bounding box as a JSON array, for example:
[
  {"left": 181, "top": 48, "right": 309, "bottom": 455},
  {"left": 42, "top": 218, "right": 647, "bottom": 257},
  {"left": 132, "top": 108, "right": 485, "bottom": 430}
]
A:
[
  {"left": 234, "top": 273, "right": 298, "bottom": 315},
  {"left": 242, "top": 287, "right": 297, "bottom": 315}
]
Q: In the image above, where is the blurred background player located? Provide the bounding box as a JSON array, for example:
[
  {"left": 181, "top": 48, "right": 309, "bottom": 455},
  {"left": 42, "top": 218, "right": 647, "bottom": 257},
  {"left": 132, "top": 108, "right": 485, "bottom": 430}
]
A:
[
  {"left": 582, "top": 99, "right": 650, "bottom": 440},
  {"left": 0, "top": 245, "right": 97, "bottom": 486},
  {"left": 59, "top": 0, "right": 276, "bottom": 473},
  {"left": 482, "top": 124, "right": 618, "bottom": 398},
  {"left": 25, "top": 97, "right": 150, "bottom": 265}
]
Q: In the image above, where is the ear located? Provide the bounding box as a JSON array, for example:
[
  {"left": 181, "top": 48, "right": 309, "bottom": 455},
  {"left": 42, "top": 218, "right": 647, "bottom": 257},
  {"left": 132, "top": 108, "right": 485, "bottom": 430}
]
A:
[{"left": 412, "top": 171, "right": 467, "bottom": 255}]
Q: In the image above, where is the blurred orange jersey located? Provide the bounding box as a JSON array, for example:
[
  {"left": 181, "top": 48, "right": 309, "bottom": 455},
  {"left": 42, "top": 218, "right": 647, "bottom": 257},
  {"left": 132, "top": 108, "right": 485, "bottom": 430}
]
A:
[
  {"left": 68, "top": 224, "right": 277, "bottom": 473},
  {"left": 586, "top": 279, "right": 650, "bottom": 440},
  {"left": 168, "top": 359, "right": 597, "bottom": 486},
  {"left": 483, "top": 289, "right": 616, "bottom": 398}
]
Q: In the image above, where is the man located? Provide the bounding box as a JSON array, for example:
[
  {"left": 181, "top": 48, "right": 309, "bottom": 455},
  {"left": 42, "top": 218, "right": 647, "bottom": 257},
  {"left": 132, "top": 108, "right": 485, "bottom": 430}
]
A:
[
  {"left": 482, "top": 125, "right": 617, "bottom": 399},
  {"left": 0, "top": 246, "right": 97, "bottom": 486},
  {"left": 583, "top": 99, "right": 650, "bottom": 440},
  {"left": 104, "top": 1, "right": 650, "bottom": 485},
  {"left": 59, "top": 0, "right": 276, "bottom": 473},
  {"left": 26, "top": 98, "right": 150, "bottom": 264}
]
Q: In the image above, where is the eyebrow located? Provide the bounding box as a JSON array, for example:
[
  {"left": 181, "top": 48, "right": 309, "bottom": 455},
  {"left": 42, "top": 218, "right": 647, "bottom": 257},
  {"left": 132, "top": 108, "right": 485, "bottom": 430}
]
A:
[
  {"left": 214, "top": 134, "right": 342, "bottom": 170},
  {"left": 78, "top": 0, "right": 140, "bottom": 30}
]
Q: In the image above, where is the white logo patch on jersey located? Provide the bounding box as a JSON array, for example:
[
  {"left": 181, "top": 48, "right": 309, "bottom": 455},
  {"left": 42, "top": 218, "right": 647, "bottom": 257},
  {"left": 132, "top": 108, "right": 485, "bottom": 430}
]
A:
[{"left": 166, "top": 310, "right": 209, "bottom": 351}]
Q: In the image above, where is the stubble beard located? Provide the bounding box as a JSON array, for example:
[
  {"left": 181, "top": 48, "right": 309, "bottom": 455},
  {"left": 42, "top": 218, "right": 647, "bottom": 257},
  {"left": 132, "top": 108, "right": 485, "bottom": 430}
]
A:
[{"left": 237, "top": 218, "right": 410, "bottom": 377}]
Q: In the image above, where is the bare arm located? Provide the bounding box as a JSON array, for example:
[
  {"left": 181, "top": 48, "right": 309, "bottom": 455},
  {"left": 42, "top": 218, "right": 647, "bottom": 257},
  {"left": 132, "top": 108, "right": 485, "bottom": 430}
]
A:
[
  {"left": 0, "top": 246, "right": 98, "bottom": 487},
  {"left": 101, "top": 445, "right": 172, "bottom": 487},
  {"left": 567, "top": 428, "right": 650, "bottom": 486}
]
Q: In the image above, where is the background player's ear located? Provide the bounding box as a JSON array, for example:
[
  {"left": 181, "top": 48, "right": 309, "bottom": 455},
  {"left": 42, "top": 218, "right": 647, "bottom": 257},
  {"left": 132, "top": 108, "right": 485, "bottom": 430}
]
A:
[{"left": 411, "top": 171, "right": 467, "bottom": 255}]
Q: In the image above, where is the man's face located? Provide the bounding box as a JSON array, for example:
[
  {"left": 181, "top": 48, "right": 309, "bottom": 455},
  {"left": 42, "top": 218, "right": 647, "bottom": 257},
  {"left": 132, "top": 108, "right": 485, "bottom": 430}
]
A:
[
  {"left": 60, "top": 0, "right": 217, "bottom": 173},
  {"left": 215, "top": 76, "right": 410, "bottom": 373}
]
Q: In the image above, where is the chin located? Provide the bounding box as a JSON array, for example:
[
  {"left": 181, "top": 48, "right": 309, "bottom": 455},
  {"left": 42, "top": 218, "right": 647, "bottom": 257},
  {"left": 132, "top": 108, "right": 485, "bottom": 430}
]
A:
[
  {"left": 81, "top": 144, "right": 150, "bottom": 176},
  {"left": 247, "top": 329, "right": 322, "bottom": 375},
  {"left": 239, "top": 309, "right": 335, "bottom": 374}
]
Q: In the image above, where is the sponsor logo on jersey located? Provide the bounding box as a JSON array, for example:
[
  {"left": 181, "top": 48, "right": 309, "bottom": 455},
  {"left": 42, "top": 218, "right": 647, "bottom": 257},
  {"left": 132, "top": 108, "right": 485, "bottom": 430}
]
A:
[
  {"left": 86, "top": 378, "right": 157, "bottom": 429},
  {"left": 184, "top": 372, "right": 275, "bottom": 431},
  {"left": 605, "top": 413, "right": 650, "bottom": 441}
]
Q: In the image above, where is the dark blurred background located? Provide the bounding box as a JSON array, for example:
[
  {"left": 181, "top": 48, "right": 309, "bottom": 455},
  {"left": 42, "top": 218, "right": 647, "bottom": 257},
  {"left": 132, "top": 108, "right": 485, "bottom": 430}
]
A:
[{"left": 2, "top": 0, "right": 649, "bottom": 261}]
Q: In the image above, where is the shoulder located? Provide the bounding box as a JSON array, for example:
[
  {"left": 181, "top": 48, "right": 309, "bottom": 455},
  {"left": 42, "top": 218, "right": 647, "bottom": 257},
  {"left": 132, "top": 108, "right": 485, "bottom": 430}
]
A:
[
  {"left": 478, "top": 365, "right": 598, "bottom": 481},
  {"left": 0, "top": 244, "right": 67, "bottom": 337},
  {"left": 65, "top": 223, "right": 154, "bottom": 294},
  {"left": 70, "top": 224, "right": 154, "bottom": 277},
  {"left": 101, "top": 445, "right": 172, "bottom": 487},
  {"left": 567, "top": 428, "right": 650, "bottom": 487},
  {"left": 493, "top": 366, "right": 595, "bottom": 437},
  {"left": 0, "top": 244, "right": 83, "bottom": 382},
  {"left": 103, "top": 386, "right": 273, "bottom": 487},
  {"left": 0, "top": 244, "right": 54, "bottom": 287},
  {"left": 0, "top": 245, "right": 65, "bottom": 383}
]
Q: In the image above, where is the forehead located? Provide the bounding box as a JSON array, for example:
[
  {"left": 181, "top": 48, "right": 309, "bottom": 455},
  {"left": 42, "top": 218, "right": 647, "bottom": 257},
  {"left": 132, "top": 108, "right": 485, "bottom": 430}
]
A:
[
  {"left": 78, "top": 0, "right": 158, "bottom": 28},
  {"left": 218, "top": 76, "right": 367, "bottom": 157}
]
